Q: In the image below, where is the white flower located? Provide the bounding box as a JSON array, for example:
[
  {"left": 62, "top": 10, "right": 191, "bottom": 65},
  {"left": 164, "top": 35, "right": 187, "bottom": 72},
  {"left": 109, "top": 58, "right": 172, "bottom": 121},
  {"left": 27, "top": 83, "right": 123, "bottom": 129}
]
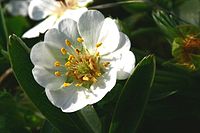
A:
[
  {"left": 22, "top": 0, "right": 93, "bottom": 38},
  {"left": 5, "top": 0, "right": 31, "bottom": 16},
  {"left": 30, "top": 10, "right": 135, "bottom": 112}
]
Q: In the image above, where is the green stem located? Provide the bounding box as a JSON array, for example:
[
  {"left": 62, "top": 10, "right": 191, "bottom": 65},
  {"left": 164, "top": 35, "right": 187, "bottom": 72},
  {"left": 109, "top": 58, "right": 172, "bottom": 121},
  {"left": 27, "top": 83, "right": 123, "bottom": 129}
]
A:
[
  {"left": 0, "top": 4, "right": 8, "bottom": 49},
  {"left": 89, "top": 0, "right": 149, "bottom": 9}
]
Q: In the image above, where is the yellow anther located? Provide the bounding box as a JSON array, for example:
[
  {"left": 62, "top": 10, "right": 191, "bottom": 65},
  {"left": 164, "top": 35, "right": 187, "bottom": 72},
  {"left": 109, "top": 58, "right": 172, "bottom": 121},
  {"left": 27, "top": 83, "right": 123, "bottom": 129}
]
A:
[
  {"left": 68, "top": 55, "right": 74, "bottom": 60},
  {"left": 75, "top": 83, "right": 82, "bottom": 87},
  {"left": 75, "top": 49, "right": 80, "bottom": 54},
  {"left": 91, "top": 77, "right": 97, "bottom": 83},
  {"left": 54, "top": 61, "right": 61, "bottom": 67},
  {"left": 60, "top": 48, "right": 67, "bottom": 55},
  {"left": 65, "top": 39, "right": 72, "bottom": 46},
  {"left": 96, "top": 42, "right": 102, "bottom": 48},
  {"left": 63, "top": 82, "right": 71, "bottom": 87},
  {"left": 95, "top": 72, "right": 101, "bottom": 77},
  {"left": 65, "top": 72, "right": 69, "bottom": 76},
  {"left": 65, "top": 61, "right": 71, "bottom": 67},
  {"left": 77, "top": 37, "right": 84, "bottom": 43},
  {"left": 95, "top": 52, "right": 100, "bottom": 57},
  {"left": 82, "top": 76, "right": 89, "bottom": 81},
  {"left": 55, "top": 71, "right": 61, "bottom": 77},
  {"left": 103, "top": 62, "right": 110, "bottom": 67}
]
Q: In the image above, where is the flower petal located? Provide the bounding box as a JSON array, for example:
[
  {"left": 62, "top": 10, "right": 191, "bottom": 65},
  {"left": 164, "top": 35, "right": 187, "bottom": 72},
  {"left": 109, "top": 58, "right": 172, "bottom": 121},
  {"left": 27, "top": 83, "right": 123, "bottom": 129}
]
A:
[
  {"left": 78, "top": 10, "right": 104, "bottom": 52},
  {"left": 22, "top": 16, "right": 57, "bottom": 38},
  {"left": 78, "top": 0, "right": 93, "bottom": 7},
  {"left": 45, "top": 68, "right": 117, "bottom": 112},
  {"left": 116, "top": 51, "right": 135, "bottom": 80},
  {"left": 97, "top": 18, "right": 120, "bottom": 55},
  {"left": 58, "top": 19, "right": 81, "bottom": 49},
  {"left": 101, "top": 32, "right": 131, "bottom": 67},
  {"left": 44, "top": 29, "right": 75, "bottom": 54},
  {"left": 32, "top": 66, "right": 66, "bottom": 91},
  {"left": 44, "top": 29, "right": 66, "bottom": 49},
  {"left": 45, "top": 85, "right": 90, "bottom": 112},
  {"left": 30, "top": 41, "right": 65, "bottom": 68},
  {"left": 101, "top": 32, "right": 135, "bottom": 79},
  {"left": 114, "top": 32, "right": 131, "bottom": 54},
  {"left": 6, "top": 1, "right": 29, "bottom": 16},
  {"left": 28, "top": 0, "right": 58, "bottom": 20},
  {"left": 87, "top": 68, "right": 117, "bottom": 104}
]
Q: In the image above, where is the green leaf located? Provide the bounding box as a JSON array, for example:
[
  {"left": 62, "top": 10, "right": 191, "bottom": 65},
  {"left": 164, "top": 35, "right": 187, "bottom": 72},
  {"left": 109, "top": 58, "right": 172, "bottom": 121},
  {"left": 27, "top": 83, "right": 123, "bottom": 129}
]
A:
[
  {"left": 40, "top": 121, "right": 60, "bottom": 133},
  {"left": 152, "top": 10, "right": 178, "bottom": 42},
  {"left": 109, "top": 55, "right": 156, "bottom": 133},
  {"left": 176, "top": 0, "right": 200, "bottom": 26},
  {"left": 8, "top": 34, "right": 102, "bottom": 133}
]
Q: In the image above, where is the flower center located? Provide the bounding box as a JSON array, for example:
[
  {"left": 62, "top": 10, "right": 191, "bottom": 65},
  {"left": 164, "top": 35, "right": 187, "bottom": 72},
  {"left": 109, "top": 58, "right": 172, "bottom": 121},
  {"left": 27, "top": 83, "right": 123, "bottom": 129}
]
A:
[
  {"left": 54, "top": 0, "right": 78, "bottom": 17},
  {"left": 54, "top": 38, "right": 110, "bottom": 88},
  {"left": 183, "top": 35, "right": 200, "bottom": 55}
]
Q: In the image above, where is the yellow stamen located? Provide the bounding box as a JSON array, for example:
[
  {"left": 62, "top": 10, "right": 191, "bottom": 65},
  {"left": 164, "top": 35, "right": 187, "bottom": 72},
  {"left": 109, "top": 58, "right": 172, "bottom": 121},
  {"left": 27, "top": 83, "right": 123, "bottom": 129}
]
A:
[
  {"left": 77, "top": 37, "right": 84, "bottom": 43},
  {"left": 75, "top": 49, "right": 80, "bottom": 54},
  {"left": 96, "top": 42, "right": 102, "bottom": 48},
  {"left": 91, "top": 77, "right": 97, "bottom": 83},
  {"left": 95, "top": 52, "right": 100, "bottom": 57},
  {"left": 103, "top": 62, "right": 110, "bottom": 67},
  {"left": 63, "top": 82, "right": 71, "bottom": 87},
  {"left": 54, "top": 61, "right": 61, "bottom": 67},
  {"left": 65, "top": 61, "right": 71, "bottom": 67},
  {"left": 65, "top": 72, "right": 69, "bottom": 76},
  {"left": 82, "top": 76, "right": 89, "bottom": 81},
  {"left": 65, "top": 39, "right": 72, "bottom": 46},
  {"left": 60, "top": 48, "right": 67, "bottom": 55},
  {"left": 95, "top": 72, "right": 101, "bottom": 77},
  {"left": 55, "top": 71, "right": 61, "bottom": 77},
  {"left": 75, "top": 83, "right": 82, "bottom": 87},
  {"left": 68, "top": 55, "right": 74, "bottom": 60}
]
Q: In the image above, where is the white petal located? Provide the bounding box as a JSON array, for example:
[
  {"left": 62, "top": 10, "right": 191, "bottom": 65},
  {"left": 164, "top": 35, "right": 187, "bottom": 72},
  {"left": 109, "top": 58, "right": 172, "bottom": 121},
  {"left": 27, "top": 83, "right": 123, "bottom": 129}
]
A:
[
  {"left": 28, "top": 0, "right": 58, "bottom": 20},
  {"left": 30, "top": 41, "right": 65, "bottom": 68},
  {"left": 45, "top": 68, "right": 117, "bottom": 112},
  {"left": 44, "top": 29, "right": 75, "bottom": 54},
  {"left": 87, "top": 68, "right": 117, "bottom": 104},
  {"left": 44, "top": 29, "right": 66, "bottom": 49},
  {"left": 6, "top": 1, "right": 29, "bottom": 16},
  {"left": 101, "top": 32, "right": 131, "bottom": 67},
  {"left": 97, "top": 18, "right": 120, "bottom": 55},
  {"left": 116, "top": 51, "right": 135, "bottom": 80},
  {"left": 101, "top": 33, "right": 135, "bottom": 80},
  {"left": 32, "top": 66, "right": 66, "bottom": 90},
  {"left": 113, "top": 32, "right": 131, "bottom": 54},
  {"left": 22, "top": 16, "right": 57, "bottom": 38},
  {"left": 58, "top": 19, "right": 81, "bottom": 49},
  {"left": 31, "top": 42, "right": 66, "bottom": 90},
  {"left": 45, "top": 86, "right": 90, "bottom": 112},
  {"left": 78, "top": 10, "right": 104, "bottom": 52},
  {"left": 78, "top": 0, "right": 93, "bottom": 7}
]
